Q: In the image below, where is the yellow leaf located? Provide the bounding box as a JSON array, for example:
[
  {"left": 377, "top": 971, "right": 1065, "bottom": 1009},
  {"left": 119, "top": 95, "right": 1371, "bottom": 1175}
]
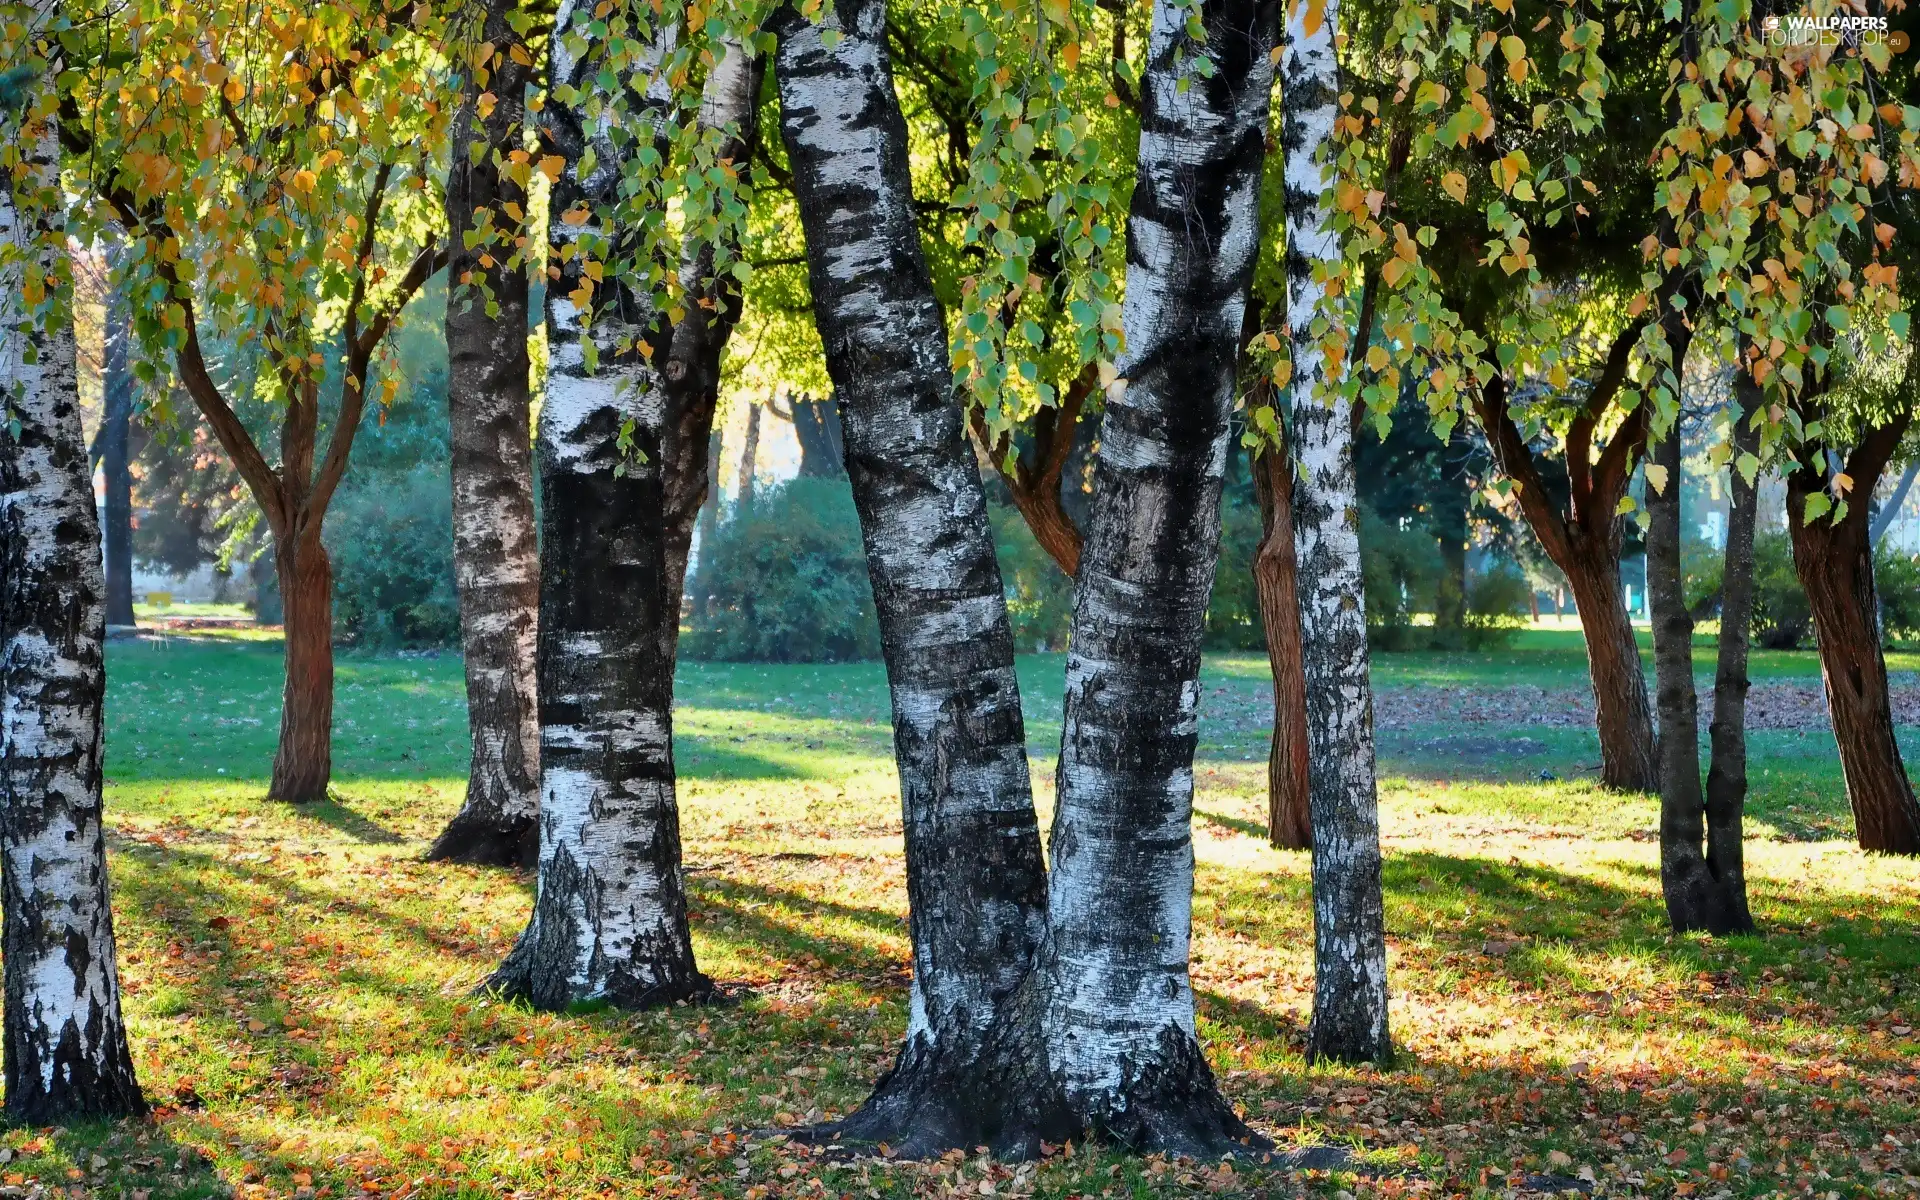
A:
[
  {"left": 1381, "top": 257, "right": 1409, "bottom": 288},
  {"left": 1299, "top": 0, "right": 1325, "bottom": 39},
  {"left": 1500, "top": 34, "right": 1527, "bottom": 63},
  {"left": 539, "top": 155, "right": 566, "bottom": 182},
  {"left": 1366, "top": 344, "right": 1389, "bottom": 372},
  {"left": 223, "top": 77, "right": 245, "bottom": 104},
  {"left": 1441, "top": 171, "right": 1468, "bottom": 204},
  {"left": 1508, "top": 56, "right": 1528, "bottom": 84},
  {"left": 1625, "top": 293, "right": 1649, "bottom": 317},
  {"left": 477, "top": 92, "right": 497, "bottom": 120},
  {"left": 290, "top": 170, "right": 317, "bottom": 194},
  {"left": 1644, "top": 463, "right": 1669, "bottom": 495},
  {"left": 561, "top": 206, "right": 591, "bottom": 226}
]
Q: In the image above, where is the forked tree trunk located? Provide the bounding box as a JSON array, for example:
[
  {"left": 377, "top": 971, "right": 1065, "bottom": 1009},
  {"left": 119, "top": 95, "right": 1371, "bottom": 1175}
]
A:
[
  {"left": 100, "top": 265, "right": 136, "bottom": 629},
  {"left": 772, "top": 0, "right": 1048, "bottom": 1151},
  {"left": 0, "top": 116, "right": 147, "bottom": 1122},
  {"left": 269, "top": 532, "right": 335, "bottom": 803},
  {"left": 1032, "top": 0, "right": 1280, "bottom": 1150},
  {"left": 484, "top": 4, "right": 710, "bottom": 1007},
  {"left": 1282, "top": 0, "right": 1391, "bottom": 1066},
  {"left": 1249, "top": 414, "right": 1310, "bottom": 851},
  {"left": 430, "top": 0, "right": 543, "bottom": 867},
  {"left": 1646, "top": 361, "right": 1753, "bottom": 933},
  {"left": 1788, "top": 418, "right": 1920, "bottom": 855}
]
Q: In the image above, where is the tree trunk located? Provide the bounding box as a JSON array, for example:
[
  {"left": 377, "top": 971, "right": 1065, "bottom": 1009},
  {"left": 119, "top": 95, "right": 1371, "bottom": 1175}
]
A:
[
  {"left": 0, "top": 116, "right": 148, "bottom": 1123},
  {"left": 772, "top": 0, "right": 1048, "bottom": 1150},
  {"left": 430, "top": 0, "right": 543, "bottom": 867},
  {"left": 1647, "top": 407, "right": 1749, "bottom": 932},
  {"left": 1282, "top": 0, "right": 1391, "bottom": 1066},
  {"left": 657, "top": 37, "right": 766, "bottom": 663},
  {"left": 269, "top": 533, "right": 336, "bottom": 802},
  {"left": 1432, "top": 479, "right": 1467, "bottom": 645},
  {"left": 1701, "top": 376, "right": 1761, "bottom": 931},
  {"left": 1249, "top": 422, "right": 1310, "bottom": 851},
  {"left": 790, "top": 395, "right": 845, "bottom": 477},
  {"left": 1788, "top": 432, "right": 1920, "bottom": 854},
  {"left": 485, "top": 4, "right": 710, "bottom": 1007},
  {"left": 1561, "top": 543, "right": 1657, "bottom": 792},
  {"left": 735, "top": 400, "right": 761, "bottom": 511},
  {"left": 1034, "top": 0, "right": 1280, "bottom": 1149},
  {"left": 100, "top": 265, "right": 136, "bottom": 629}
]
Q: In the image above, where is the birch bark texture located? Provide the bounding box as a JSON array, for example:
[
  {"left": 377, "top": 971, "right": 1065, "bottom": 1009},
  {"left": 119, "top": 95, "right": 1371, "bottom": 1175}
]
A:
[
  {"left": 485, "top": 7, "right": 710, "bottom": 1009},
  {"left": 771, "top": 0, "right": 1048, "bottom": 1149},
  {"left": 1035, "top": 0, "right": 1279, "bottom": 1150},
  {"left": 431, "top": 0, "right": 544, "bottom": 867},
  {"left": 0, "top": 116, "right": 147, "bottom": 1122},
  {"left": 1281, "top": 0, "right": 1392, "bottom": 1065}
]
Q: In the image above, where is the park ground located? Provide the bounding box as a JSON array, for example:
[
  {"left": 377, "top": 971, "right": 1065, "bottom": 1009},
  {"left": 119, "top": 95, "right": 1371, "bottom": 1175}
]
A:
[{"left": 6, "top": 623, "right": 1920, "bottom": 1199}]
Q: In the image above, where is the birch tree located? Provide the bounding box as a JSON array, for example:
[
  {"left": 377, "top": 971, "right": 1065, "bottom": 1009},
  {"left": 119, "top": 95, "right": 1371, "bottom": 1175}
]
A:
[
  {"left": 483, "top": 3, "right": 715, "bottom": 1009},
  {"left": 1029, "top": 0, "right": 1281, "bottom": 1149},
  {"left": 1280, "top": 0, "right": 1390, "bottom": 1065},
  {"left": 430, "top": 0, "right": 546, "bottom": 867},
  {"left": 771, "top": 0, "right": 1049, "bottom": 1150},
  {"left": 0, "top": 36, "right": 147, "bottom": 1119}
]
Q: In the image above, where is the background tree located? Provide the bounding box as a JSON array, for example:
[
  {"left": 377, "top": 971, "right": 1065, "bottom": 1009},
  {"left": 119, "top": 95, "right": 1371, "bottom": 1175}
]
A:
[
  {"left": 75, "top": 0, "right": 451, "bottom": 801},
  {"left": 0, "top": 35, "right": 146, "bottom": 1120}
]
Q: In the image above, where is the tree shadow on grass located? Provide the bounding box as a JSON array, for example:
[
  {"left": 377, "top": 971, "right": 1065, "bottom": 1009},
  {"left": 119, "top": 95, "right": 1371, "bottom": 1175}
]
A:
[{"left": 283, "top": 794, "right": 406, "bottom": 844}]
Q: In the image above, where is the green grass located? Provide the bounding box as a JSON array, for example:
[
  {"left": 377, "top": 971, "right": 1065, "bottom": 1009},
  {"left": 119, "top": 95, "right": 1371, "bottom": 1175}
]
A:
[{"left": 10, "top": 633, "right": 1915, "bottom": 1200}]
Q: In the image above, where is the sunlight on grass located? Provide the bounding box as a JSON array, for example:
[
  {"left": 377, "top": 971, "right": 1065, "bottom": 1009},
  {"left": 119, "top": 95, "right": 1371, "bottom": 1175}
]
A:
[{"left": 13, "top": 637, "right": 1906, "bottom": 1199}]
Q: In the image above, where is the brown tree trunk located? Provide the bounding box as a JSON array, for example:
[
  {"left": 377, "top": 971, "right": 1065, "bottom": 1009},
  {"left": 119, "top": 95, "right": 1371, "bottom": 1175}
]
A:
[
  {"left": 1564, "top": 541, "right": 1658, "bottom": 792},
  {"left": 1250, "top": 434, "right": 1310, "bottom": 851},
  {"left": 269, "top": 534, "right": 335, "bottom": 803},
  {"left": 1789, "top": 444, "right": 1920, "bottom": 854}
]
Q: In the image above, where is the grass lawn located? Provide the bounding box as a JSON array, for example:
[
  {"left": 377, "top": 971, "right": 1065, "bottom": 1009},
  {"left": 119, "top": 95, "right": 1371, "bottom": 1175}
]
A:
[{"left": 11, "top": 629, "right": 1918, "bottom": 1199}]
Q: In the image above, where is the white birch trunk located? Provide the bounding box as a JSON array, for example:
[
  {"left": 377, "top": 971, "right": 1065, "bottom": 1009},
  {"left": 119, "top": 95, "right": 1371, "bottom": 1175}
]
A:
[
  {"left": 483, "top": 5, "right": 709, "bottom": 1009},
  {"left": 1034, "top": 0, "right": 1279, "bottom": 1153},
  {"left": 772, "top": 0, "right": 1048, "bottom": 1151},
  {"left": 0, "top": 113, "right": 147, "bottom": 1121},
  {"left": 1280, "top": 0, "right": 1391, "bottom": 1065}
]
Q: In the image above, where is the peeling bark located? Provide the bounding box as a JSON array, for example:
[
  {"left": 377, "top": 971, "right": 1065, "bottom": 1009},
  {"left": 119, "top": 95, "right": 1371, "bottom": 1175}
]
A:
[
  {"left": 484, "top": 5, "right": 710, "bottom": 1008},
  {"left": 430, "top": 0, "right": 544, "bottom": 868},
  {"left": 772, "top": 0, "right": 1048, "bottom": 1150},
  {"left": 0, "top": 114, "right": 147, "bottom": 1123}
]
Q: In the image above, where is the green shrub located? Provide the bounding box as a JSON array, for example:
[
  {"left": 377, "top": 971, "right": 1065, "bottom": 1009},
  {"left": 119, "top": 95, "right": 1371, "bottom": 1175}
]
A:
[
  {"left": 1361, "top": 505, "right": 1444, "bottom": 651},
  {"left": 1203, "top": 495, "right": 1265, "bottom": 651},
  {"left": 685, "top": 476, "right": 881, "bottom": 663},
  {"left": 1875, "top": 543, "right": 1920, "bottom": 643},
  {"left": 1463, "top": 563, "right": 1530, "bottom": 649},
  {"left": 325, "top": 462, "right": 461, "bottom": 647},
  {"left": 1751, "top": 531, "right": 1813, "bottom": 650}
]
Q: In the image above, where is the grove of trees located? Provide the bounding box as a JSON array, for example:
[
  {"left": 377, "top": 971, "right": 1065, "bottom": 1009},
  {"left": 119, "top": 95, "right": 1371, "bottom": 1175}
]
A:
[{"left": 3, "top": 0, "right": 1917, "bottom": 1159}]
